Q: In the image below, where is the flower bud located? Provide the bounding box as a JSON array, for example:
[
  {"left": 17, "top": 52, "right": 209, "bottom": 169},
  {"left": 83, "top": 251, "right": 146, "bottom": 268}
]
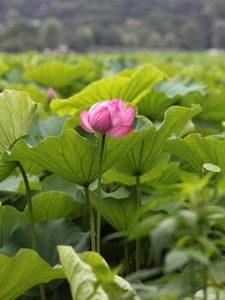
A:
[{"left": 80, "top": 99, "right": 134, "bottom": 138}]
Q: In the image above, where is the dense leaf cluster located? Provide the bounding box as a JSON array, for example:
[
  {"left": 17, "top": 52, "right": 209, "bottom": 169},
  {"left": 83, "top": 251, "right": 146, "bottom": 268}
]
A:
[{"left": 0, "top": 53, "right": 225, "bottom": 299}]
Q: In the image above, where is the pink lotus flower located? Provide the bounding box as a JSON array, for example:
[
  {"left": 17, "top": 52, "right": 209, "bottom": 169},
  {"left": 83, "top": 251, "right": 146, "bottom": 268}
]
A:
[
  {"left": 171, "top": 76, "right": 177, "bottom": 83},
  {"left": 80, "top": 99, "right": 135, "bottom": 137},
  {"left": 47, "top": 87, "right": 57, "bottom": 101}
]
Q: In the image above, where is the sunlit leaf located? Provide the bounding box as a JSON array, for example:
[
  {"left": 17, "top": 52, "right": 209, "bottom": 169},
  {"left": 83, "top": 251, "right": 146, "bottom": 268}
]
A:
[
  {"left": 24, "top": 60, "right": 92, "bottom": 88},
  {"left": 155, "top": 79, "right": 206, "bottom": 98},
  {"left": 7, "top": 83, "right": 47, "bottom": 103},
  {"left": 0, "top": 90, "right": 37, "bottom": 181},
  {"left": 24, "top": 191, "right": 84, "bottom": 221},
  {"left": 203, "top": 163, "right": 221, "bottom": 173},
  {"left": 29, "top": 114, "right": 68, "bottom": 138},
  {"left": 137, "top": 79, "right": 205, "bottom": 119},
  {"left": 41, "top": 174, "right": 84, "bottom": 201},
  {"left": 165, "top": 133, "right": 225, "bottom": 176},
  {"left": 181, "top": 87, "right": 225, "bottom": 122},
  {"left": 103, "top": 158, "right": 166, "bottom": 187},
  {"left": 114, "top": 105, "right": 201, "bottom": 176},
  {"left": 91, "top": 189, "right": 136, "bottom": 231},
  {"left": 0, "top": 249, "right": 64, "bottom": 300},
  {"left": 58, "top": 246, "right": 139, "bottom": 300},
  {"left": 5, "top": 121, "right": 150, "bottom": 186},
  {"left": 51, "top": 64, "right": 164, "bottom": 115},
  {"left": 0, "top": 61, "right": 9, "bottom": 76},
  {"left": 165, "top": 249, "right": 189, "bottom": 273}
]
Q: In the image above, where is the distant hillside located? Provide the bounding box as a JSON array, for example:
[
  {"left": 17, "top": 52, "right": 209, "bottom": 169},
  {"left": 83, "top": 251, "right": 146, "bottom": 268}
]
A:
[{"left": 0, "top": 0, "right": 225, "bottom": 51}]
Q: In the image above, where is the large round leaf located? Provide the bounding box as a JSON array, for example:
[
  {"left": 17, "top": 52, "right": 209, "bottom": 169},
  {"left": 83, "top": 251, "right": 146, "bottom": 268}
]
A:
[
  {"left": 0, "top": 60, "right": 9, "bottom": 76},
  {"left": 29, "top": 113, "right": 68, "bottom": 138},
  {"left": 165, "top": 133, "right": 225, "bottom": 175},
  {"left": 58, "top": 246, "right": 139, "bottom": 300},
  {"left": 0, "top": 249, "right": 64, "bottom": 300},
  {"left": 7, "top": 83, "right": 47, "bottom": 103},
  {"left": 181, "top": 87, "right": 225, "bottom": 122},
  {"left": 137, "top": 79, "right": 205, "bottom": 119},
  {"left": 12, "top": 220, "right": 89, "bottom": 266},
  {"left": 41, "top": 174, "right": 84, "bottom": 201},
  {"left": 0, "top": 175, "right": 40, "bottom": 202},
  {"left": 103, "top": 152, "right": 170, "bottom": 186},
  {"left": 24, "top": 191, "right": 84, "bottom": 222},
  {"left": 91, "top": 189, "right": 136, "bottom": 232},
  {"left": 0, "top": 90, "right": 37, "bottom": 181},
  {"left": 51, "top": 64, "right": 164, "bottom": 115},
  {"left": 24, "top": 60, "right": 92, "bottom": 89},
  {"left": 114, "top": 104, "right": 201, "bottom": 176},
  {"left": 0, "top": 206, "right": 27, "bottom": 255},
  {"left": 5, "top": 123, "right": 152, "bottom": 186}
]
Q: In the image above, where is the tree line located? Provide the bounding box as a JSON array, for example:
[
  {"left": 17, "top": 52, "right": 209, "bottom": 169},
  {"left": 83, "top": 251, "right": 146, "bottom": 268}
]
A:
[{"left": 0, "top": 0, "right": 225, "bottom": 52}]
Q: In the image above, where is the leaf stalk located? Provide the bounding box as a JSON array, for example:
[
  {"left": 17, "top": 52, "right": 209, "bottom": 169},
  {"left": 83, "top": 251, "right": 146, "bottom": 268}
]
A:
[
  {"left": 96, "top": 134, "right": 106, "bottom": 253},
  {"left": 135, "top": 174, "right": 141, "bottom": 270},
  {"left": 18, "top": 163, "right": 46, "bottom": 300}
]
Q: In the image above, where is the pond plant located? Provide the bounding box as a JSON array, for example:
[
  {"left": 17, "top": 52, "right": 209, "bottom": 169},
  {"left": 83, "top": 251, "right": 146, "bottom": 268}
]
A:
[{"left": 0, "top": 58, "right": 224, "bottom": 300}]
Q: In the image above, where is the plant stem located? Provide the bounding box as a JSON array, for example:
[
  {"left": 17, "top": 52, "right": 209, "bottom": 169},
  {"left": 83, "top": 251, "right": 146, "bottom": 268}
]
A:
[
  {"left": 203, "top": 265, "right": 208, "bottom": 300},
  {"left": 96, "top": 134, "right": 106, "bottom": 253},
  {"left": 135, "top": 175, "right": 141, "bottom": 271},
  {"left": 85, "top": 187, "right": 96, "bottom": 251},
  {"left": 201, "top": 225, "right": 208, "bottom": 300},
  {"left": 189, "top": 262, "right": 195, "bottom": 299},
  {"left": 18, "top": 163, "right": 46, "bottom": 300},
  {"left": 39, "top": 286, "right": 47, "bottom": 300},
  {"left": 53, "top": 288, "right": 60, "bottom": 300},
  {"left": 124, "top": 242, "right": 129, "bottom": 275},
  {"left": 215, "top": 289, "right": 220, "bottom": 300},
  {"left": 18, "top": 163, "right": 37, "bottom": 250}
]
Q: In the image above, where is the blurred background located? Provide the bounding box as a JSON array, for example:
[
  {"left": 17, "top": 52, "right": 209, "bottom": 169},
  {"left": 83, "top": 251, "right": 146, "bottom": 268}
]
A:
[{"left": 0, "top": 0, "right": 225, "bottom": 52}]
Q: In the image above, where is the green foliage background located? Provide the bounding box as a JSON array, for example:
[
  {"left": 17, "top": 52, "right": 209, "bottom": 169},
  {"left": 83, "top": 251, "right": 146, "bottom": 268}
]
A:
[{"left": 0, "top": 51, "right": 225, "bottom": 299}]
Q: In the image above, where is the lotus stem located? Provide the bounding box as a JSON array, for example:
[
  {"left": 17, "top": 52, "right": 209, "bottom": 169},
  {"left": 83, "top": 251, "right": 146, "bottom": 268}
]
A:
[
  {"left": 124, "top": 242, "right": 130, "bottom": 275},
  {"left": 203, "top": 266, "right": 208, "bottom": 300},
  {"left": 18, "top": 163, "right": 46, "bottom": 300},
  {"left": 96, "top": 134, "right": 106, "bottom": 253},
  {"left": 85, "top": 187, "right": 96, "bottom": 251},
  {"left": 18, "top": 163, "right": 37, "bottom": 250},
  {"left": 135, "top": 174, "right": 141, "bottom": 271}
]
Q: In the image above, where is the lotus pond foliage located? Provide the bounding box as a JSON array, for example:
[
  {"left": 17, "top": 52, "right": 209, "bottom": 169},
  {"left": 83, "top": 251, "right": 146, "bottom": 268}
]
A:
[{"left": 0, "top": 52, "right": 225, "bottom": 299}]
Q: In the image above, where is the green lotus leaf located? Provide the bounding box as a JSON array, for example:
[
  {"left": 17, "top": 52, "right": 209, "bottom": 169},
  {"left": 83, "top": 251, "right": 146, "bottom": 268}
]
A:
[
  {"left": 165, "top": 133, "right": 225, "bottom": 176},
  {"left": 137, "top": 78, "right": 205, "bottom": 119},
  {"left": 137, "top": 89, "right": 177, "bottom": 119},
  {"left": 114, "top": 104, "right": 201, "bottom": 176},
  {"left": 51, "top": 64, "right": 164, "bottom": 115},
  {"left": 0, "top": 175, "right": 40, "bottom": 202},
  {"left": 154, "top": 78, "right": 206, "bottom": 98},
  {"left": 41, "top": 174, "right": 83, "bottom": 201},
  {"left": 0, "top": 60, "right": 9, "bottom": 77},
  {"left": 24, "top": 60, "right": 92, "bottom": 88},
  {"left": 29, "top": 113, "right": 68, "bottom": 138},
  {"left": 0, "top": 90, "right": 37, "bottom": 182},
  {"left": 0, "top": 249, "right": 64, "bottom": 300},
  {"left": 90, "top": 189, "right": 136, "bottom": 232},
  {"left": 24, "top": 191, "right": 84, "bottom": 222},
  {"left": 4, "top": 120, "right": 152, "bottom": 186},
  {"left": 181, "top": 87, "right": 225, "bottom": 122},
  {"left": 7, "top": 83, "right": 47, "bottom": 103},
  {"left": 12, "top": 220, "right": 89, "bottom": 266},
  {"left": 103, "top": 152, "right": 170, "bottom": 186},
  {"left": 58, "top": 245, "right": 140, "bottom": 300},
  {"left": 0, "top": 205, "right": 27, "bottom": 254}
]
